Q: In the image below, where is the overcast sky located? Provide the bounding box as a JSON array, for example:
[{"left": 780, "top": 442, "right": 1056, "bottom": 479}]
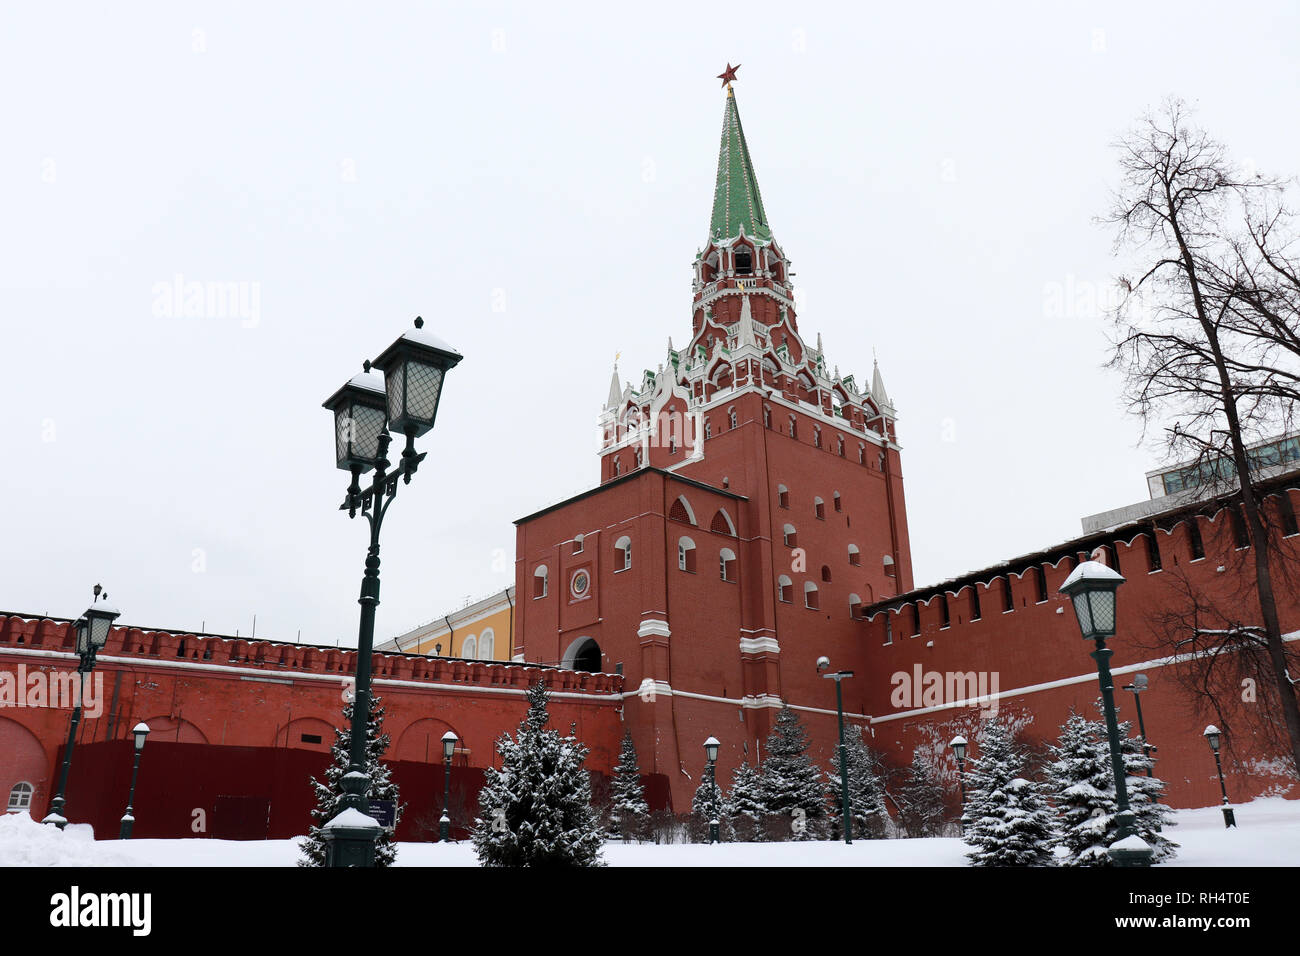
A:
[{"left": 2, "top": 2, "right": 1298, "bottom": 648}]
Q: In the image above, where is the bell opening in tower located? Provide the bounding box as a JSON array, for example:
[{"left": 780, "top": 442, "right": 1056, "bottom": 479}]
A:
[{"left": 735, "top": 250, "right": 753, "bottom": 275}]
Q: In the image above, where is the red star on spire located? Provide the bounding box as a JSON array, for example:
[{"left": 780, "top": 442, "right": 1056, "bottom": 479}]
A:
[{"left": 717, "top": 63, "right": 741, "bottom": 87}]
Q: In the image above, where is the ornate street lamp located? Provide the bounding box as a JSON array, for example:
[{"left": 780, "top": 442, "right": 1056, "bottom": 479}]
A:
[
  {"left": 319, "top": 317, "right": 462, "bottom": 868},
  {"left": 818, "top": 656, "right": 855, "bottom": 844},
  {"left": 1123, "top": 673, "right": 1154, "bottom": 777},
  {"left": 440, "top": 730, "right": 458, "bottom": 842},
  {"left": 1203, "top": 725, "right": 1237, "bottom": 828},
  {"left": 703, "top": 736, "right": 721, "bottom": 844},
  {"left": 950, "top": 735, "right": 968, "bottom": 832},
  {"left": 119, "top": 722, "right": 151, "bottom": 839},
  {"left": 1060, "top": 561, "right": 1153, "bottom": 867},
  {"left": 43, "top": 586, "right": 120, "bottom": 829}
]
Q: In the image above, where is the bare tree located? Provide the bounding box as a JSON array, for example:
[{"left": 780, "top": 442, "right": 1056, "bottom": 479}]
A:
[{"left": 1105, "top": 97, "right": 1300, "bottom": 775}]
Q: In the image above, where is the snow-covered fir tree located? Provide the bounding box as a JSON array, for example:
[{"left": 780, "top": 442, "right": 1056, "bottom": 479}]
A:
[
  {"left": 759, "top": 703, "right": 829, "bottom": 840},
  {"left": 471, "top": 679, "right": 605, "bottom": 867},
  {"left": 299, "top": 694, "right": 403, "bottom": 867},
  {"left": 609, "top": 729, "right": 649, "bottom": 840},
  {"left": 828, "top": 728, "right": 890, "bottom": 839},
  {"left": 963, "top": 718, "right": 1057, "bottom": 866},
  {"left": 691, "top": 767, "right": 726, "bottom": 842},
  {"left": 724, "top": 760, "right": 767, "bottom": 842},
  {"left": 896, "top": 753, "right": 947, "bottom": 838},
  {"left": 1047, "top": 711, "right": 1116, "bottom": 866},
  {"left": 1047, "top": 706, "right": 1177, "bottom": 865}
]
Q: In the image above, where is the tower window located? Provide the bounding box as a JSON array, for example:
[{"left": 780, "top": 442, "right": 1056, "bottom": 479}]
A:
[
  {"left": 678, "top": 537, "right": 697, "bottom": 573},
  {"left": 1187, "top": 519, "right": 1205, "bottom": 559},
  {"left": 735, "top": 251, "right": 753, "bottom": 275},
  {"left": 837, "top": 437, "right": 845, "bottom": 458},
  {"left": 821, "top": 565, "right": 832, "bottom": 583},
  {"left": 777, "top": 484, "right": 789, "bottom": 509},
  {"left": 704, "top": 418, "right": 712, "bottom": 440},
  {"left": 1034, "top": 566, "right": 1047, "bottom": 604},
  {"left": 940, "top": 595, "right": 951, "bottom": 629},
  {"left": 814, "top": 497, "right": 825, "bottom": 520},
  {"left": 1001, "top": 576, "right": 1013, "bottom": 612},
  {"left": 764, "top": 406, "right": 772, "bottom": 429},
  {"left": 804, "top": 582, "right": 820, "bottom": 610},
  {"left": 615, "top": 535, "right": 632, "bottom": 571},
  {"left": 783, "top": 524, "right": 797, "bottom": 548},
  {"left": 848, "top": 544, "right": 861, "bottom": 566},
  {"left": 573, "top": 534, "right": 584, "bottom": 555},
  {"left": 858, "top": 444, "right": 866, "bottom": 465},
  {"left": 788, "top": 416, "right": 798, "bottom": 440},
  {"left": 533, "top": 566, "right": 549, "bottom": 599},
  {"left": 970, "top": 587, "right": 982, "bottom": 622},
  {"left": 720, "top": 548, "right": 737, "bottom": 582},
  {"left": 777, "top": 575, "right": 793, "bottom": 603},
  {"left": 833, "top": 492, "right": 842, "bottom": 512},
  {"left": 813, "top": 427, "right": 822, "bottom": 449},
  {"left": 728, "top": 408, "right": 737, "bottom": 429}
]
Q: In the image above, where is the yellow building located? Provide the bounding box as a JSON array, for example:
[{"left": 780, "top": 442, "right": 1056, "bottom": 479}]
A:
[{"left": 378, "top": 587, "right": 515, "bottom": 661}]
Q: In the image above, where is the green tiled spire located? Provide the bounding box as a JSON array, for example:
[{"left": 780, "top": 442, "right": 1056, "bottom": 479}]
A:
[{"left": 709, "top": 88, "right": 772, "bottom": 243}]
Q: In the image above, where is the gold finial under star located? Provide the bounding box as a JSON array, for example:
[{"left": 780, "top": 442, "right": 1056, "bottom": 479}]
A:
[{"left": 717, "top": 63, "right": 740, "bottom": 91}]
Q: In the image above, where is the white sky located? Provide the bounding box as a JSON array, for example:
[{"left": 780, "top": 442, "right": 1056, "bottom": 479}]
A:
[{"left": 2, "top": 2, "right": 1298, "bottom": 648}]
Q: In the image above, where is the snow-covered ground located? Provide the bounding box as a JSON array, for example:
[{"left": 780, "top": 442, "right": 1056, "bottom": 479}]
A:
[{"left": 3, "top": 799, "right": 1297, "bottom": 867}]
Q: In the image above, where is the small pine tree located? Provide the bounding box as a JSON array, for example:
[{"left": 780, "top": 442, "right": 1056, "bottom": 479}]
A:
[
  {"left": 828, "top": 729, "right": 890, "bottom": 839},
  {"left": 759, "top": 703, "right": 829, "bottom": 840},
  {"left": 471, "top": 680, "right": 605, "bottom": 867},
  {"left": 724, "top": 760, "right": 767, "bottom": 842},
  {"left": 1048, "top": 703, "right": 1177, "bottom": 865},
  {"left": 690, "top": 769, "right": 726, "bottom": 842},
  {"left": 1122, "top": 728, "right": 1178, "bottom": 863},
  {"left": 963, "top": 718, "right": 1057, "bottom": 866},
  {"left": 299, "top": 694, "right": 403, "bottom": 867},
  {"left": 609, "top": 729, "right": 649, "bottom": 841},
  {"left": 896, "top": 753, "right": 948, "bottom": 838},
  {"left": 1047, "top": 711, "right": 1116, "bottom": 866}
]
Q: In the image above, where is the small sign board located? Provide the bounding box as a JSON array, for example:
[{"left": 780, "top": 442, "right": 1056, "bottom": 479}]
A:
[{"left": 368, "top": 799, "right": 396, "bottom": 828}]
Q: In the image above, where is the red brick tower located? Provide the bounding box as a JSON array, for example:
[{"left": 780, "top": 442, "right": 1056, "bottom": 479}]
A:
[{"left": 515, "top": 75, "right": 913, "bottom": 808}]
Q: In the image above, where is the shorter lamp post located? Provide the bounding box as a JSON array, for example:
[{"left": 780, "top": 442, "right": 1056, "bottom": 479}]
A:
[
  {"left": 119, "top": 723, "right": 151, "bottom": 839},
  {"left": 1060, "top": 561, "right": 1153, "bottom": 867},
  {"left": 1203, "top": 725, "right": 1237, "bottom": 829},
  {"left": 44, "top": 587, "right": 121, "bottom": 829},
  {"left": 703, "top": 736, "right": 721, "bottom": 844},
  {"left": 818, "top": 656, "right": 855, "bottom": 845},
  {"left": 1122, "top": 673, "right": 1154, "bottom": 777},
  {"left": 950, "top": 735, "right": 968, "bottom": 832},
  {"left": 440, "top": 730, "right": 457, "bottom": 842}
]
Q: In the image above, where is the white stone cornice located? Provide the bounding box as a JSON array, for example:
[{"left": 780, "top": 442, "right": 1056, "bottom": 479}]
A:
[
  {"left": 739, "top": 637, "right": 780, "bottom": 654},
  {"left": 637, "top": 619, "right": 671, "bottom": 639}
]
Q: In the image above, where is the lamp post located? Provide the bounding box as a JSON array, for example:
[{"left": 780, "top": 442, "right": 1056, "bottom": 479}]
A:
[
  {"left": 119, "top": 722, "right": 151, "bottom": 839},
  {"left": 818, "top": 657, "right": 855, "bottom": 844},
  {"left": 1203, "top": 725, "right": 1237, "bottom": 829},
  {"left": 1123, "top": 673, "right": 1154, "bottom": 777},
  {"left": 703, "top": 736, "right": 720, "bottom": 844},
  {"left": 1059, "top": 561, "right": 1153, "bottom": 867},
  {"left": 320, "top": 317, "right": 462, "bottom": 867},
  {"left": 950, "top": 735, "right": 968, "bottom": 833},
  {"left": 440, "top": 730, "right": 457, "bottom": 842},
  {"left": 43, "top": 586, "right": 121, "bottom": 829}
]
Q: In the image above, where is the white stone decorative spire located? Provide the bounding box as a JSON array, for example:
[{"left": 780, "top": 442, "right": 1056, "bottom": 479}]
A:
[
  {"left": 736, "top": 294, "right": 757, "bottom": 348},
  {"left": 872, "top": 357, "right": 891, "bottom": 408},
  {"left": 606, "top": 363, "right": 623, "bottom": 410}
]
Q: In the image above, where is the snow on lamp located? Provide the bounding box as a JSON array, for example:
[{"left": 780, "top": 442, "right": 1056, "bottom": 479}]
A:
[
  {"left": 1059, "top": 560, "right": 1125, "bottom": 641},
  {"left": 441, "top": 730, "right": 458, "bottom": 762}
]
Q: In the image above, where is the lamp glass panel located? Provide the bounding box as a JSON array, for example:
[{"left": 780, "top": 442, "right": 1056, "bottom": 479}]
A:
[
  {"left": 89, "top": 614, "right": 112, "bottom": 648},
  {"left": 404, "top": 360, "right": 444, "bottom": 423},
  {"left": 348, "top": 402, "right": 388, "bottom": 462},
  {"left": 75, "top": 620, "right": 88, "bottom": 655},
  {"left": 134, "top": 730, "right": 148, "bottom": 751},
  {"left": 1088, "top": 589, "right": 1116, "bottom": 634},
  {"left": 384, "top": 363, "right": 407, "bottom": 422},
  {"left": 1071, "top": 591, "right": 1093, "bottom": 636}
]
